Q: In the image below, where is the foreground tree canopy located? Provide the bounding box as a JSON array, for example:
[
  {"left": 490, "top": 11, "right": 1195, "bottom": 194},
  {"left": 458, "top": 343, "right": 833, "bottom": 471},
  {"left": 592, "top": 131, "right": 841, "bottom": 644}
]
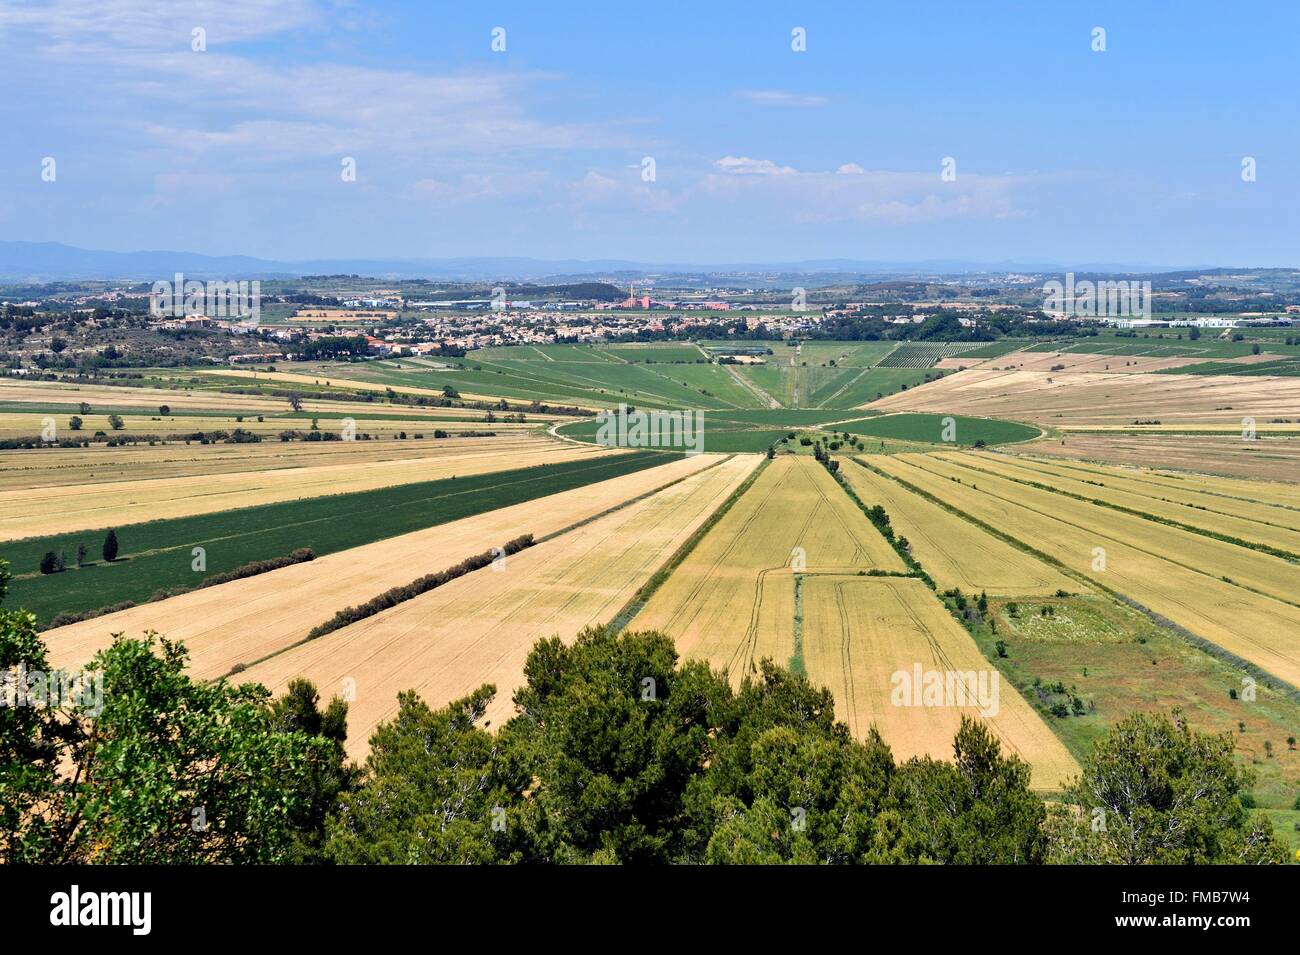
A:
[
  {"left": 324, "top": 626, "right": 1285, "bottom": 865},
  {"left": 0, "top": 561, "right": 1286, "bottom": 864}
]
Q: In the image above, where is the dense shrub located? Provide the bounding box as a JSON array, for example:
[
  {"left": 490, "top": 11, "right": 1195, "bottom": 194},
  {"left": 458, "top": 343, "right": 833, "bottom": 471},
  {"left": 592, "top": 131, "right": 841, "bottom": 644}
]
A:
[{"left": 306, "top": 535, "right": 534, "bottom": 639}]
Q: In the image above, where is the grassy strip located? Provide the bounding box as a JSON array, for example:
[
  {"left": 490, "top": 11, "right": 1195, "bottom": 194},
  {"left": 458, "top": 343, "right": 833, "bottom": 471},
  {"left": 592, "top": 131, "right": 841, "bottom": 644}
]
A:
[
  {"left": 1109, "top": 593, "right": 1300, "bottom": 704},
  {"left": 854, "top": 456, "right": 1300, "bottom": 700},
  {"left": 605, "top": 457, "right": 771, "bottom": 632},
  {"left": 43, "top": 547, "right": 316, "bottom": 630},
  {"left": 303, "top": 534, "right": 534, "bottom": 642},
  {"left": 789, "top": 573, "right": 806, "bottom": 677}
]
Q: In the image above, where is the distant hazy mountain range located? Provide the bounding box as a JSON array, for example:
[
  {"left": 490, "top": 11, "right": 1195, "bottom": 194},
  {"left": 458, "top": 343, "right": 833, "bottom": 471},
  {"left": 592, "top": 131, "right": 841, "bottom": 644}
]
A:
[{"left": 0, "top": 240, "right": 1209, "bottom": 284}]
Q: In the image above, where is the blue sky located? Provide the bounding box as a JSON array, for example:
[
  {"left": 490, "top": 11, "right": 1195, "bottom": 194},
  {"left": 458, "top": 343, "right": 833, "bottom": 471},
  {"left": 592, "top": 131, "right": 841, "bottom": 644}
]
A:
[{"left": 1, "top": 1, "right": 1297, "bottom": 266}]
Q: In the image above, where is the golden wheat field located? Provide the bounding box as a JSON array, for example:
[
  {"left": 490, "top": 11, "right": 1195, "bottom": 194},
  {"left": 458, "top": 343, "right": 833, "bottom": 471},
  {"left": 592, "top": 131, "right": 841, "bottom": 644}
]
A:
[
  {"left": 906, "top": 454, "right": 1298, "bottom": 603},
  {"left": 0, "top": 377, "right": 547, "bottom": 420},
  {"left": 633, "top": 455, "right": 905, "bottom": 678},
  {"left": 188, "top": 367, "right": 567, "bottom": 408},
  {"left": 867, "top": 367, "right": 1300, "bottom": 428},
  {"left": 800, "top": 575, "right": 1078, "bottom": 789},
  {"left": 0, "top": 434, "right": 615, "bottom": 540},
  {"left": 0, "top": 410, "right": 540, "bottom": 441},
  {"left": 0, "top": 379, "right": 284, "bottom": 413},
  {"left": 0, "top": 435, "right": 539, "bottom": 490},
  {"left": 1018, "top": 431, "right": 1300, "bottom": 482},
  {"left": 997, "top": 454, "right": 1300, "bottom": 523},
  {"left": 42, "top": 453, "right": 729, "bottom": 681},
  {"left": 934, "top": 452, "right": 1300, "bottom": 555},
  {"left": 870, "top": 454, "right": 1300, "bottom": 688},
  {"left": 232, "top": 453, "right": 759, "bottom": 759},
  {"left": 841, "top": 457, "right": 1080, "bottom": 595},
  {"left": 1008, "top": 446, "right": 1300, "bottom": 509},
  {"left": 955, "top": 348, "right": 1198, "bottom": 375}
]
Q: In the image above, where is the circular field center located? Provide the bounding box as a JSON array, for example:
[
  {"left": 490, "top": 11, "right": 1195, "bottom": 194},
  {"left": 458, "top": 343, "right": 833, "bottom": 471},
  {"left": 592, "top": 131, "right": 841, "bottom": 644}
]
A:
[{"left": 833, "top": 412, "right": 1040, "bottom": 446}]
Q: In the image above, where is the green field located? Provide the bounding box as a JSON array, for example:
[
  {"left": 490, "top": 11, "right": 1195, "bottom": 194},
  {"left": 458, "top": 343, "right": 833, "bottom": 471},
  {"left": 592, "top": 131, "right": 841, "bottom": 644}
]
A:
[
  {"left": 969, "top": 595, "right": 1300, "bottom": 810},
  {"left": 346, "top": 340, "right": 936, "bottom": 413},
  {"left": 8, "top": 450, "right": 675, "bottom": 626},
  {"left": 875, "top": 342, "right": 982, "bottom": 368},
  {"left": 1025, "top": 330, "right": 1300, "bottom": 361},
  {"left": 555, "top": 417, "right": 787, "bottom": 453},
  {"left": 837, "top": 412, "right": 1040, "bottom": 445},
  {"left": 1258, "top": 810, "right": 1300, "bottom": 861},
  {"left": 555, "top": 407, "right": 896, "bottom": 453},
  {"left": 1154, "top": 358, "right": 1300, "bottom": 376},
  {"left": 955, "top": 340, "right": 1034, "bottom": 359},
  {"left": 355, "top": 355, "right": 759, "bottom": 410}
]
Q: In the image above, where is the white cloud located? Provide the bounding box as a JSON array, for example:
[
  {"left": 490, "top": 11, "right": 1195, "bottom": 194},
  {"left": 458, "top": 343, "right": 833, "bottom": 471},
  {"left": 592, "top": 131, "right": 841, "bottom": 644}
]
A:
[
  {"left": 410, "top": 171, "right": 550, "bottom": 205},
  {"left": 734, "top": 89, "right": 830, "bottom": 108},
  {"left": 703, "top": 158, "right": 1027, "bottom": 224},
  {"left": 712, "top": 156, "right": 798, "bottom": 176},
  {"left": 0, "top": 0, "right": 319, "bottom": 54},
  {"left": 1, "top": 0, "right": 606, "bottom": 167}
]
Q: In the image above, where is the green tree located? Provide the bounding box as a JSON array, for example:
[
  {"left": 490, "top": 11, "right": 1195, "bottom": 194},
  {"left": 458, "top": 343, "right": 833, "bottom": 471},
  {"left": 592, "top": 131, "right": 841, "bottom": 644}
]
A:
[
  {"left": 882, "top": 718, "right": 1048, "bottom": 864},
  {"left": 1047, "top": 711, "right": 1286, "bottom": 864},
  {"left": 325, "top": 630, "right": 1066, "bottom": 866},
  {"left": 102, "top": 529, "right": 119, "bottom": 562},
  {"left": 506, "top": 627, "right": 720, "bottom": 864},
  {"left": 695, "top": 664, "right": 897, "bottom": 864},
  {"left": 68, "top": 415, "right": 82, "bottom": 431},
  {"left": 325, "top": 686, "right": 518, "bottom": 864},
  {"left": 0, "top": 593, "right": 344, "bottom": 863},
  {"left": 107, "top": 413, "right": 124, "bottom": 430},
  {"left": 267, "top": 679, "right": 355, "bottom": 864}
]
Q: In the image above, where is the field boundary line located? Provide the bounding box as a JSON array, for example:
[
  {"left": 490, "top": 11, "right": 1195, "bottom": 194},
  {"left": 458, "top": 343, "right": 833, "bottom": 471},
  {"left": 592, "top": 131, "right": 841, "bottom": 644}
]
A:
[
  {"left": 1006, "top": 454, "right": 1300, "bottom": 512},
  {"left": 606, "top": 456, "right": 770, "bottom": 633},
  {"left": 824, "top": 458, "right": 934, "bottom": 587}
]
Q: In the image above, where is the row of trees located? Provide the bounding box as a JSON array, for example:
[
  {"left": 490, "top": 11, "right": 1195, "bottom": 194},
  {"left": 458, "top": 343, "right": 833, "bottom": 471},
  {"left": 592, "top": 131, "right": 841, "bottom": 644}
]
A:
[
  {"left": 38, "top": 530, "right": 116, "bottom": 575},
  {"left": 1, "top": 568, "right": 1285, "bottom": 864}
]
